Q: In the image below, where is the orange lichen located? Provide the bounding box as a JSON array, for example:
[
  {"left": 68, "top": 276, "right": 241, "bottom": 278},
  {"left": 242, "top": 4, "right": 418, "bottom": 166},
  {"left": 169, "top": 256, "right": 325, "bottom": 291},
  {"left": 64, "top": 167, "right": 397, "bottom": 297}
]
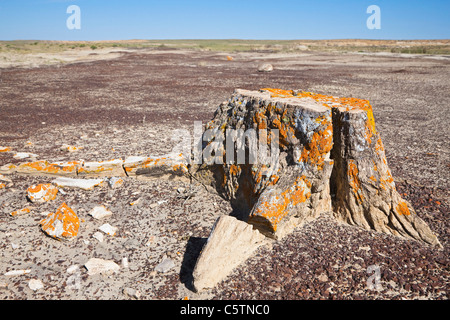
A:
[
  {"left": 261, "top": 88, "right": 373, "bottom": 112},
  {"left": 40, "top": 203, "right": 80, "bottom": 240},
  {"left": 364, "top": 110, "right": 377, "bottom": 145},
  {"left": 20, "top": 160, "right": 48, "bottom": 172},
  {"left": 0, "top": 183, "right": 5, "bottom": 189},
  {"left": 269, "top": 174, "right": 280, "bottom": 186},
  {"left": 48, "top": 161, "right": 80, "bottom": 174},
  {"left": 289, "top": 178, "right": 310, "bottom": 206},
  {"left": 297, "top": 124, "right": 333, "bottom": 167},
  {"left": 375, "top": 137, "right": 384, "bottom": 153},
  {"left": 366, "top": 110, "right": 376, "bottom": 133},
  {"left": 0, "top": 146, "right": 11, "bottom": 153},
  {"left": 378, "top": 165, "right": 395, "bottom": 189},
  {"left": 253, "top": 167, "right": 263, "bottom": 185},
  {"left": 11, "top": 207, "right": 31, "bottom": 217},
  {"left": 123, "top": 155, "right": 186, "bottom": 177},
  {"left": 262, "top": 88, "right": 294, "bottom": 98},
  {"left": 249, "top": 164, "right": 280, "bottom": 194},
  {"left": 64, "top": 146, "right": 83, "bottom": 152},
  {"left": 315, "top": 115, "right": 329, "bottom": 126},
  {"left": 347, "top": 160, "right": 364, "bottom": 203},
  {"left": 249, "top": 176, "right": 311, "bottom": 232},
  {"left": 369, "top": 175, "right": 377, "bottom": 182},
  {"left": 18, "top": 160, "right": 80, "bottom": 175},
  {"left": 78, "top": 160, "right": 123, "bottom": 175},
  {"left": 1, "top": 164, "right": 16, "bottom": 172},
  {"left": 172, "top": 163, "right": 188, "bottom": 174},
  {"left": 253, "top": 111, "right": 268, "bottom": 130},
  {"left": 396, "top": 201, "right": 411, "bottom": 216},
  {"left": 229, "top": 164, "right": 240, "bottom": 176},
  {"left": 27, "top": 183, "right": 58, "bottom": 203},
  {"left": 271, "top": 117, "right": 296, "bottom": 149}
]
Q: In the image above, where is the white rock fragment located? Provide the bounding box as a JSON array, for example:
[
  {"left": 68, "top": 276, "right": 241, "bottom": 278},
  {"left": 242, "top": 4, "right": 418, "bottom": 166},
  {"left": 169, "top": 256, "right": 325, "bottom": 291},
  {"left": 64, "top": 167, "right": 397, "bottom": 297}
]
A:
[
  {"left": 88, "top": 205, "right": 113, "bottom": 220},
  {"left": 10, "top": 207, "right": 32, "bottom": 217},
  {"left": 99, "top": 223, "right": 118, "bottom": 236},
  {"left": 0, "top": 163, "right": 16, "bottom": 175},
  {"left": 84, "top": 258, "right": 120, "bottom": 276},
  {"left": 13, "top": 152, "right": 38, "bottom": 160},
  {"left": 67, "top": 265, "right": 79, "bottom": 274},
  {"left": 155, "top": 258, "right": 175, "bottom": 273},
  {"left": 123, "top": 287, "right": 140, "bottom": 298},
  {"left": 129, "top": 198, "right": 142, "bottom": 206},
  {"left": 0, "top": 174, "right": 12, "bottom": 183},
  {"left": 108, "top": 177, "right": 124, "bottom": 189},
  {"left": 27, "top": 183, "right": 58, "bottom": 203},
  {"left": 28, "top": 279, "right": 44, "bottom": 291},
  {"left": 92, "top": 231, "right": 104, "bottom": 243},
  {"left": 4, "top": 269, "right": 31, "bottom": 276},
  {"left": 123, "top": 287, "right": 141, "bottom": 299},
  {"left": 122, "top": 257, "right": 129, "bottom": 269},
  {"left": 60, "top": 144, "right": 83, "bottom": 153},
  {"left": 192, "top": 215, "right": 267, "bottom": 291},
  {"left": 257, "top": 63, "right": 274, "bottom": 72},
  {"left": 145, "top": 235, "right": 156, "bottom": 246},
  {"left": 52, "top": 177, "right": 104, "bottom": 190}
]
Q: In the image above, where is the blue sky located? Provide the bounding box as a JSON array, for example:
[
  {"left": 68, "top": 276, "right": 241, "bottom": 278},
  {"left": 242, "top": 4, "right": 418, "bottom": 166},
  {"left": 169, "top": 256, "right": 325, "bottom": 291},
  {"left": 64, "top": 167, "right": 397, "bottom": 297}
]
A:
[{"left": 0, "top": 0, "right": 449, "bottom": 40}]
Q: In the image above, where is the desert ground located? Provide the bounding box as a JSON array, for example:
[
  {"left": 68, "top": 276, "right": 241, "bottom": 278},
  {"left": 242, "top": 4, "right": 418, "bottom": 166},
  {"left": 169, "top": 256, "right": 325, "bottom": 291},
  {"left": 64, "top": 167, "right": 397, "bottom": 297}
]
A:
[{"left": 0, "top": 40, "right": 448, "bottom": 300}]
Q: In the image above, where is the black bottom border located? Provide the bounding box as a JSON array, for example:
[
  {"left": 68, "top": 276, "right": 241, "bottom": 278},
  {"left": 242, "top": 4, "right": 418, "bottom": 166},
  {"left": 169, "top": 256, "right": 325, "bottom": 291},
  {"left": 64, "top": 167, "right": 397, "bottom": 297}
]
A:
[{"left": 1, "top": 299, "right": 444, "bottom": 318}]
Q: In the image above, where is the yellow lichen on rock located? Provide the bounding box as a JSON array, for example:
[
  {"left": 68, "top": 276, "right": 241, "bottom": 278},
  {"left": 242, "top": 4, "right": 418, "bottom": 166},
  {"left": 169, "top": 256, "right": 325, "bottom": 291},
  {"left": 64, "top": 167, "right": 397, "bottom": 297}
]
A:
[
  {"left": 16, "top": 160, "right": 81, "bottom": 176},
  {"left": 347, "top": 160, "right": 364, "bottom": 204},
  {"left": 10, "top": 207, "right": 31, "bottom": 217},
  {"left": 298, "top": 124, "right": 333, "bottom": 168},
  {"left": 40, "top": 203, "right": 80, "bottom": 241},
  {"left": 78, "top": 159, "right": 125, "bottom": 177},
  {"left": 249, "top": 176, "right": 311, "bottom": 234},
  {"left": 396, "top": 201, "right": 411, "bottom": 216},
  {"left": 123, "top": 153, "right": 188, "bottom": 178},
  {"left": 61, "top": 145, "right": 83, "bottom": 153},
  {"left": 261, "top": 88, "right": 373, "bottom": 112},
  {"left": 27, "top": 184, "right": 58, "bottom": 203}
]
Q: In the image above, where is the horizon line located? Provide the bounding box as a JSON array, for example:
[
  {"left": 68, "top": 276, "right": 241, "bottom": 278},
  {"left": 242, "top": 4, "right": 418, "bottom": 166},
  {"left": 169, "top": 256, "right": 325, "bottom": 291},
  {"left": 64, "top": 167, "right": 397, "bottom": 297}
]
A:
[{"left": 1, "top": 38, "right": 450, "bottom": 42}]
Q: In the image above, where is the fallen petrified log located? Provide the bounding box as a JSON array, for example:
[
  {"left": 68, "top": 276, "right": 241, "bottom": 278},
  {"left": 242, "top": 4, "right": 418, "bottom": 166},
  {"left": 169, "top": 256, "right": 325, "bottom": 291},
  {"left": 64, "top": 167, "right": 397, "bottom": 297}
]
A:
[
  {"left": 0, "top": 153, "right": 188, "bottom": 179},
  {"left": 191, "top": 88, "right": 441, "bottom": 291}
]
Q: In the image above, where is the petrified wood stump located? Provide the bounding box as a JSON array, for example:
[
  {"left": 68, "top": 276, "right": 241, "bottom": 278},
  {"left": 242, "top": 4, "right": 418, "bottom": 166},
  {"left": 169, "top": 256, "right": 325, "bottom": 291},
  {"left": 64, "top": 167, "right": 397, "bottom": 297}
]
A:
[{"left": 191, "top": 88, "right": 441, "bottom": 247}]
